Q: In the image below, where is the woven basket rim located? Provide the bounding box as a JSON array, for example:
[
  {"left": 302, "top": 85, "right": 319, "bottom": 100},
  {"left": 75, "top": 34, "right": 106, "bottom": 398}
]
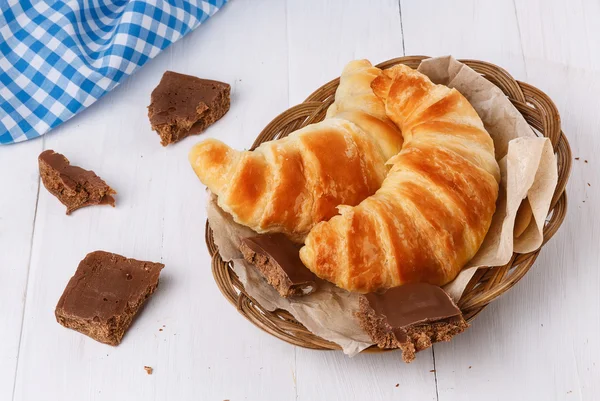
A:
[{"left": 205, "top": 56, "right": 572, "bottom": 352}]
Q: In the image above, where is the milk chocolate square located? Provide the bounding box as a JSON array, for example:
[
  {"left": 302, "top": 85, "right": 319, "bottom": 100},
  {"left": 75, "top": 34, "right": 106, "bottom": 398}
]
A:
[
  {"left": 357, "top": 283, "right": 469, "bottom": 362},
  {"left": 55, "top": 251, "right": 164, "bottom": 346},
  {"left": 148, "top": 71, "right": 230, "bottom": 146},
  {"left": 39, "top": 150, "right": 116, "bottom": 215}
]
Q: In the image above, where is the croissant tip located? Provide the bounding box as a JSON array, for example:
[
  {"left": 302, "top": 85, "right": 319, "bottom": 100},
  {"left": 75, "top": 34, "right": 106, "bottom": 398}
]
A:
[{"left": 189, "top": 138, "right": 226, "bottom": 159}]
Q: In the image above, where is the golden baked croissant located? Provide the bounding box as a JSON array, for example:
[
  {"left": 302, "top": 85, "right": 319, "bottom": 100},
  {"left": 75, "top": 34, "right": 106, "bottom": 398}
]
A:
[
  {"left": 189, "top": 60, "right": 402, "bottom": 240},
  {"left": 300, "top": 65, "right": 500, "bottom": 293}
]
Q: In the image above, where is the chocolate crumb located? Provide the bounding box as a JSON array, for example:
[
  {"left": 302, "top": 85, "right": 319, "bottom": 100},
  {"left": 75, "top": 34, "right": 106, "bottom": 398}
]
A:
[
  {"left": 144, "top": 366, "right": 153, "bottom": 375},
  {"left": 588, "top": 183, "right": 591, "bottom": 186},
  {"left": 585, "top": 160, "right": 588, "bottom": 163},
  {"left": 468, "top": 366, "right": 472, "bottom": 369},
  {"left": 159, "top": 328, "right": 163, "bottom": 332},
  {"left": 575, "top": 157, "right": 580, "bottom": 160},
  {"left": 430, "top": 369, "right": 436, "bottom": 373},
  {"left": 395, "top": 383, "right": 399, "bottom": 388}
]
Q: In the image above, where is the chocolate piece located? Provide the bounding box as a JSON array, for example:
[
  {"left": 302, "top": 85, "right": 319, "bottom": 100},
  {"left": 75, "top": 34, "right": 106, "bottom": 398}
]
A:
[
  {"left": 148, "top": 71, "right": 231, "bottom": 146},
  {"left": 240, "top": 234, "right": 316, "bottom": 297},
  {"left": 55, "top": 251, "right": 164, "bottom": 346},
  {"left": 39, "top": 150, "right": 116, "bottom": 215},
  {"left": 357, "top": 283, "right": 469, "bottom": 363}
]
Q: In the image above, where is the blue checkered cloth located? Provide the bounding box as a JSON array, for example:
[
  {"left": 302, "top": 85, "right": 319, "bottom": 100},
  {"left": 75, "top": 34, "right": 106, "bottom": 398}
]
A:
[{"left": 0, "top": 0, "right": 226, "bottom": 145}]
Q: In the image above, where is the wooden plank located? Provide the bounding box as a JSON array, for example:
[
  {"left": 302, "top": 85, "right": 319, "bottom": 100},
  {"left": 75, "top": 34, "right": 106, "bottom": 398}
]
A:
[
  {"left": 286, "top": 0, "right": 437, "bottom": 399},
  {"left": 509, "top": 0, "right": 599, "bottom": 399},
  {"left": 11, "top": 1, "right": 297, "bottom": 400},
  {"left": 0, "top": 139, "right": 43, "bottom": 401}
]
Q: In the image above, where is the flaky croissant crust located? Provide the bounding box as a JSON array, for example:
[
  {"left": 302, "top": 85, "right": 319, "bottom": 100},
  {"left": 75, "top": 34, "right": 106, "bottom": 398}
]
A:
[{"left": 300, "top": 65, "right": 500, "bottom": 293}]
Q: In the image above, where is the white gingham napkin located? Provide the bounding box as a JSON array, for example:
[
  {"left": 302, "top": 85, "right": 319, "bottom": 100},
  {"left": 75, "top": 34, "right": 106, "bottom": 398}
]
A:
[{"left": 0, "top": 0, "right": 227, "bottom": 145}]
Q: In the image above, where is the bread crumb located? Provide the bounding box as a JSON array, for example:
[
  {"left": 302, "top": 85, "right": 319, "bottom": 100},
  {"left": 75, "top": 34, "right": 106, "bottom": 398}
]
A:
[
  {"left": 430, "top": 369, "right": 436, "bottom": 373},
  {"left": 144, "top": 366, "right": 153, "bottom": 375},
  {"left": 159, "top": 328, "right": 163, "bottom": 332}
]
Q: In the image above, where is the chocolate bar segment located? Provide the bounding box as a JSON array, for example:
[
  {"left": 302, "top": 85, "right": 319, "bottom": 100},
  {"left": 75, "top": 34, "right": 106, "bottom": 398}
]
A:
[
  {"left": 148, "top": 71, "right": 230, "bottom": 146},
  {"left": 39, "top": 150, "right": 116, "bottom": 215},
  {"left": 240, "top": 234, "right": 316, "bottom": 297},
  {"left": 357, "top": 283, "right": 468, "bottom": 362},
  {"left": 55, "top": 251, "right": 164, "bottom": 346}
]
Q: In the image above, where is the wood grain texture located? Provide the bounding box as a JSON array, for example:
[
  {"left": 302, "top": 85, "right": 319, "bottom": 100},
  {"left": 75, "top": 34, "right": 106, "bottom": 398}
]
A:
[{"left": 2, "top": 0, "right": 598, "bottom": 400}]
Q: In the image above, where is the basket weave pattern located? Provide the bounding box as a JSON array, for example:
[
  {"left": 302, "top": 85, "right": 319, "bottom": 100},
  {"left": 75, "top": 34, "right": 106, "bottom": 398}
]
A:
[{"left": 205, "top": 56, "right": 572, "bottom": 351}]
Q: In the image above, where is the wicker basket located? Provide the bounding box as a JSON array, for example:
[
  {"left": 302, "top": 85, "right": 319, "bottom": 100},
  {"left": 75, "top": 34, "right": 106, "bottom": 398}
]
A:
[{"left": 205, "top": 56, "right": 572, "bottom": 351}]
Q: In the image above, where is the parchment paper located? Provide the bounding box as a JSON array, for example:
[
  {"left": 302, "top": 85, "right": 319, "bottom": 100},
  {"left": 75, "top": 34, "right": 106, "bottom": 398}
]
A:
[{"left": 207, "top": 56, "right": 558, "bottom": 355}]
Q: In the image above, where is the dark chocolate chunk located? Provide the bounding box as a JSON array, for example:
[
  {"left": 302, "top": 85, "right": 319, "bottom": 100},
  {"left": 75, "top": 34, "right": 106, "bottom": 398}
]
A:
[
  {"left": 240, "top": 234, "right": 316, "bottom": 297},
  {"left": 357, "top": 283, "right": 469, "bottom": 362},
  {"left": 148, "top": 71, "right": 231, "bottom": 146},
  {"left": 55, "top": 251, "right": 164, "bottom": 346},
  {"left": 39, "top": 150, "right": 116, "bottom": 215}
]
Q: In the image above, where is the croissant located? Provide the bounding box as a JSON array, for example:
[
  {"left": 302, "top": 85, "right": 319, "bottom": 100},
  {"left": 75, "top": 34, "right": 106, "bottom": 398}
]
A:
[
  {"left": 189, "top": 60, "right": 402, "bottom": 240},
  {"left": 299, "top": 65, "right": 500, "bottom": 293}
]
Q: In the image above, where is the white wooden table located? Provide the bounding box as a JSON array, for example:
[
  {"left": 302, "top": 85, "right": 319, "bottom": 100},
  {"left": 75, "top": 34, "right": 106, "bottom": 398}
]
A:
[{"left": 1, "top": 1, "right": 598, "bottom": 400}]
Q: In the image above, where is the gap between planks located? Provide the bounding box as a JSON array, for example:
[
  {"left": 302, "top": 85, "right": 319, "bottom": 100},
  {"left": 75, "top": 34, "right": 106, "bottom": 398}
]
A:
[
  {"left": 512, "top": 0, "right": 528, "bottom": 79},
  {"left": 398, "top": 0, "right": 406, "bottom": 57},
  {"left": 10, "top": 135, "right": 45, "bottom": 401},
  {"left": 398, "top": 1, "right": 437, "bottom": 399}
]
